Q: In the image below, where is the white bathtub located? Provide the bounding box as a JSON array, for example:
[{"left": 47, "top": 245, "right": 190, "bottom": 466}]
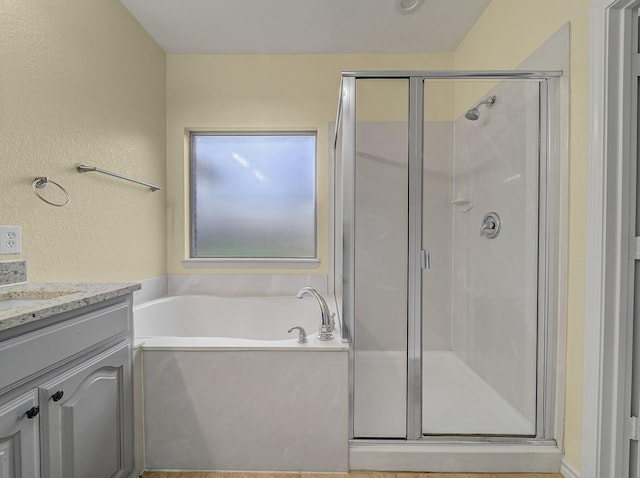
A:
[
  {"left": 134, "top": 294, "right": 349, "bottom": 472},
  {"left": 134, "top": 295, "right": 325, "bottom": 338},
  {"left": 134, "top": 294, "right": 344, "bottom": 348}
]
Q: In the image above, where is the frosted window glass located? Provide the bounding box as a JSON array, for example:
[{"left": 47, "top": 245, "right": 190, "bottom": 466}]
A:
[{"left": 191, "top": 133, "right": 316, "bottom": 258}]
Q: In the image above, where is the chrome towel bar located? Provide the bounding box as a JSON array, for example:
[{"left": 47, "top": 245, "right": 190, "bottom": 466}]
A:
[{"left": 76, "top": 164, "right": 161, "bottom": 192}]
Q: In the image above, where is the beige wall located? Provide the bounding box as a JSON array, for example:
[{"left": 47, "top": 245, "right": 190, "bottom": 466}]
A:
[
  {"left": 0, "top": 0, "right": 166, "bottom": 281},
  {"left": 166, "top": 53, "right": 453, "bottom": 275},
  {"left": 454, "top": 1, "right": 591, "bottom": 471}
]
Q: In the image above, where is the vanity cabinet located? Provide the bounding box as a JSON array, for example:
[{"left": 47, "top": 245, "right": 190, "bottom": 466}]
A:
[
  {"left": 40, "top": 342, "right": 131, "bottom": 478},
  {"left": 0, "top": 390, "right": 40, "bottom": 477},
  {"left": 0, "top": 296, "right": 134, "bottom": 478}
]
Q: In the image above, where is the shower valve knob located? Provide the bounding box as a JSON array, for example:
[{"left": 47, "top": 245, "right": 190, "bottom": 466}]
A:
[{"left": 480, "top": 212, "right": 501, "bottom": 239}]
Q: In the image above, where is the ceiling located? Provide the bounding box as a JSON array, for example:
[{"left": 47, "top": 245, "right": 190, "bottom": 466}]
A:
[{"left": 120, "top": 0, "right": 491, "bottom": 55}]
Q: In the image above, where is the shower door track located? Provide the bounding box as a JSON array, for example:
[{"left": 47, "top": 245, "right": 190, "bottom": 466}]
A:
[
  {"left": 338, "top": 69, "right": 563, "bottom": 445},
  {"left": 341, "top": 70, "right": 562, "bottom": 79},
  {"left": 349, "top": 438, "right": 558, "bottom": 446}
]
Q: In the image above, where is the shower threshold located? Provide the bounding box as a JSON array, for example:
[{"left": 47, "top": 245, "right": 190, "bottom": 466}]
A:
[{"left": 348, "top": 439, "right": 562, "bottom": 473}]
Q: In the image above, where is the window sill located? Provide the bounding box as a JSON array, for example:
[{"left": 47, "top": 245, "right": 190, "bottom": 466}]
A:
[{"left": 181, "top": 258, "right": 321, "bottom": 269}]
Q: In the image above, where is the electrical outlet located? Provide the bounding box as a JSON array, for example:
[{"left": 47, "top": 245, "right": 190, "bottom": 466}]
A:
[{"left": 0, "top": 226, "right": 22, "bottom": 254}]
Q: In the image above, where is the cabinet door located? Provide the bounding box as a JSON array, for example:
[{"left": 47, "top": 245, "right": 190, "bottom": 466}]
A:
[
  {"left": 40, "top": 342, "right": 132, "bottom": 478},
  {"left": 0, "top": 390, "right": 39, "bottom": 478}
]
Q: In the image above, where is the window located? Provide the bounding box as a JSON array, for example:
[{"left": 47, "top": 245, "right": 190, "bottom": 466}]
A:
[{"left": 189, "top": 132, "right": 316, "bottom": 262}]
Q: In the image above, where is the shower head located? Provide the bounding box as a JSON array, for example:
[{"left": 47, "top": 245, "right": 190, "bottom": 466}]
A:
[
  {"left": 465, "top": 95, "right": 496, "bottom": 121},
  {"left": 464, "top": 108, "right": 480, "bottom": 121}
]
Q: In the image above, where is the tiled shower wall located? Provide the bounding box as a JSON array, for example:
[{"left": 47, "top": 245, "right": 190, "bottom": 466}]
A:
[
  {"left": 422, "top": 122, "right": 454, "bottom": 351},
  {"left": 449, "top": 80, "right": 540, "bottom": 424}
]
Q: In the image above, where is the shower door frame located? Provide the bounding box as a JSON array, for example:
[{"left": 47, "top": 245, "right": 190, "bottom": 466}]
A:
[{"left": 338, "top": 70, "right": 563, "bottom": 443}]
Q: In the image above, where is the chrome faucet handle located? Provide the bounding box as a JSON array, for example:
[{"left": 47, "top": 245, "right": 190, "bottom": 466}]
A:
[
  {"left": 288, "top": 326, "right": 308, "bottom": 344},
  {"left": 480, "top": 212, "right": 501, "bottom": 239}
]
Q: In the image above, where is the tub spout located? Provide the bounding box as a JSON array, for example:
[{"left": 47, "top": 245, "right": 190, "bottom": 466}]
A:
[{"left": 296, "top": 287, "right": 334, "bottom": 341}]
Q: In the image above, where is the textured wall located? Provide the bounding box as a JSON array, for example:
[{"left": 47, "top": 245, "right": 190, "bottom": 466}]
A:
[{"left": 0, "top": 0, "right": 166, "bottom": 281}]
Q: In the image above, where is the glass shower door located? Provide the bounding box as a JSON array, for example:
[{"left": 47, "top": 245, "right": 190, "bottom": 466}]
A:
[
  {"left": 421, "top": 79, "right": 540, "bottom": 436},
  {"left": 352, "top": 79, "right": 409, "bottom": 438}
]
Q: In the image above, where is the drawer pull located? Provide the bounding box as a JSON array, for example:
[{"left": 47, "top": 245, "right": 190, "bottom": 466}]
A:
[
  {"left": 51, "top": 390, "right": 64, "bottom": 402},
  {"left": 25, "top": 406, "right": 39, "bottom": 419}
]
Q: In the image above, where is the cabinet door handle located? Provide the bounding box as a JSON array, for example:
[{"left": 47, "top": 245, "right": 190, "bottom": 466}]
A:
[
  {"left": 51, "top": 390, "right": 64, "bottom": 402},
  {"left": 25, "top": 406, "right": 39, "bottom": 419}
]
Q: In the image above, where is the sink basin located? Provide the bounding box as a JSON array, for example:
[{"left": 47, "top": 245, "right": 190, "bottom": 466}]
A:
[
  {"left": 0, "top": 290, "right": 79, "bottom": 312},
  {"left": 0, "top": 297, "right": 52, "bottom": 311}
]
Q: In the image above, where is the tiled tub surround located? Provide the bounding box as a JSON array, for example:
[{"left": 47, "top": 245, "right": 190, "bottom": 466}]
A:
[
  {"left": 136, "top": 295, "right": 349, "bottom": 472},
  {"left": 167, "top": 273, "right": 328, "bottom": 297},
  {"left": 131, "top": 273, "right": 329, "bottom": 307}
]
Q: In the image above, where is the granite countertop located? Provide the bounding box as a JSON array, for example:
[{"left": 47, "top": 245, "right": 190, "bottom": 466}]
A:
[{"left": 0, "top": 281, "right": 141, "bottom": 334}]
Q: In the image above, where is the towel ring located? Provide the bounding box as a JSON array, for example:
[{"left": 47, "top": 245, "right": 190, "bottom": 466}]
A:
[{"left": 32, "top": 177, "right": 70, "bottom": 207}]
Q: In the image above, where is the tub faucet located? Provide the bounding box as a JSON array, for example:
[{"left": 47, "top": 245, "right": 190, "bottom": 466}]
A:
[{"left": 296, "top": 287, "right": 334, "bottom": 341}]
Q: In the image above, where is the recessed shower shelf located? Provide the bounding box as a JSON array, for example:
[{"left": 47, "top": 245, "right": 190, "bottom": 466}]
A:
[{"left": 451, "top": 199, "right": 472, "bottom": 212}]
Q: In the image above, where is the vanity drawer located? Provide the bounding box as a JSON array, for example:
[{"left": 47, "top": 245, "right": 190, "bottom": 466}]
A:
[{"left": 0, "top": 301, "right": 129, "bottom": 391}]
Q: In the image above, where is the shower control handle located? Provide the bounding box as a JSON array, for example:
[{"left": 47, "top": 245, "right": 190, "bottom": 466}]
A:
[{"left": 480, "top": 212, "right": 501, "bottom": 239}]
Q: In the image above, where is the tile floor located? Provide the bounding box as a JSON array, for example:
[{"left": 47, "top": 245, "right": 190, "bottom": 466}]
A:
[{"left": 141, "top": 473, "right": 564, "bottom": 478}]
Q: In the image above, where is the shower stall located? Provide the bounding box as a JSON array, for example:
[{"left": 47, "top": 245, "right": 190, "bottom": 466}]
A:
[{"left": 332, "top": 71, "right": 562, "bottom": 451}]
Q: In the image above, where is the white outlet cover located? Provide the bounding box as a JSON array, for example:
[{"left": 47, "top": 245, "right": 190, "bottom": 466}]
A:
[{"left": 0, "top": 226, "right": 22, "bottom": 254}]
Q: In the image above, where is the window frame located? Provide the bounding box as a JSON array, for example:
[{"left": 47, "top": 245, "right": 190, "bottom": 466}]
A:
[{"left": 183, "top": 130, "right": 320, "bottom": 269}]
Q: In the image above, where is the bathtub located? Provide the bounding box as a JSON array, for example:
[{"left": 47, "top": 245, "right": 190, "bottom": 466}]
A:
[
  {"left": 134, "top": 294, "right": 345, "bottom": 349},
  {"left": 134, "top": 294, "right": 349, "bottom": 472}
]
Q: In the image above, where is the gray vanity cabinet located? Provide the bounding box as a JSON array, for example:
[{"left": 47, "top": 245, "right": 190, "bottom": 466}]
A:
[
  {"left": 0, "top": 389, "right": 40, "bottom": 477},
  {"left": 39, "top": 341, "right": 132, "bottom": 478},
  {"left": 0, "top": 294, "right": 134, "bottom": 478}
]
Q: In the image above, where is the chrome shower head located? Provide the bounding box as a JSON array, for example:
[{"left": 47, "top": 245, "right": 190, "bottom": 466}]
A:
[
  {"left": 464, "top": 108, "right": 480, "bottom": 121},
  {"left": 465, "top": 95, "right": 496, "bottom": 121}
]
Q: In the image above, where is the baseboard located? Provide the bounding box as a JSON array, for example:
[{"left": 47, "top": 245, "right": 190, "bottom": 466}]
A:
[{"left": 560, "top": 458, "right": 580, "bottom": 478}]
